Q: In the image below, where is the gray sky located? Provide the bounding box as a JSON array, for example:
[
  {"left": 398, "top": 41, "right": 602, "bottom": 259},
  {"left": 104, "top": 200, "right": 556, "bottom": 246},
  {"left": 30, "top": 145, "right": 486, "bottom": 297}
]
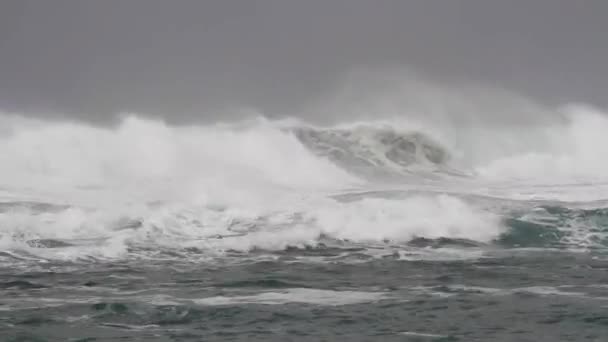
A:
[{"left": 1, "top": 0, "right": 607, "bottom": 123}]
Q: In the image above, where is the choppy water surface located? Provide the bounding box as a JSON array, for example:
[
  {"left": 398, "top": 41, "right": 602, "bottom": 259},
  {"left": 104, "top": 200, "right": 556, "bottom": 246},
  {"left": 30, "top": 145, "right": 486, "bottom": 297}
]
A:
[
  {"left": 2, "top": 105, "right": 608, "bottom": 341},
  {"left": 3, "top": 245, "right": 608, "bottom": 341}
]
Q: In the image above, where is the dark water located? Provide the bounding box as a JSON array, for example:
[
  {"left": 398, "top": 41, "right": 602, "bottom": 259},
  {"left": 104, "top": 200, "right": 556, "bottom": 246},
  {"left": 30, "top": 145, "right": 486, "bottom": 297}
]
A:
[
  {"left": 2, "top": 243, "right": 608, "bottom": 341},
  {"left": 3, "top": 190, "right": 608, "bottom": 341}
]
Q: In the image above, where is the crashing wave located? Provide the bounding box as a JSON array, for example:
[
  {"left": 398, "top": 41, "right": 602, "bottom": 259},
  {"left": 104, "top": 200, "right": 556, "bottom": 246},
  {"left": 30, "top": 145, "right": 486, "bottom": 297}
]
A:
[
  {"left": 2, "top": 104, "right": 608, "bottom": 262},
  {"left": 292, "top": 125, "right": 459, "bottom": 180}
]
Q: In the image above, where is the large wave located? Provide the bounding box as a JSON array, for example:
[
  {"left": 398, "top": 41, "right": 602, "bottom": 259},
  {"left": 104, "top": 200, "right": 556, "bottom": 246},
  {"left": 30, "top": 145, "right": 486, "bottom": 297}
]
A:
[
  {"left": 2, "top": 100, "right": 608, "bottom": 261},
  {"left": 292, "top": 125, "right": 458, "bottom": 180},
  {"left": 3, "top": 103, "right": 608, "bottom": 193}
]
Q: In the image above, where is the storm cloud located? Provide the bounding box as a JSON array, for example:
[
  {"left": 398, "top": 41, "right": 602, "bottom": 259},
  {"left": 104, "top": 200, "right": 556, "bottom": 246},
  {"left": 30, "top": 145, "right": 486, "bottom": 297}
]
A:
[{"left": 1, "top": 0, "right": 607, "bottom": 123}]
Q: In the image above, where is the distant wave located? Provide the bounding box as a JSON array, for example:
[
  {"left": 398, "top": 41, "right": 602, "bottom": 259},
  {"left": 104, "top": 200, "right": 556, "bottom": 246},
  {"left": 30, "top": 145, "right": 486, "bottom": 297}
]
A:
[{"left": 2, "top": 104, "right": 608, "bottom": 193}]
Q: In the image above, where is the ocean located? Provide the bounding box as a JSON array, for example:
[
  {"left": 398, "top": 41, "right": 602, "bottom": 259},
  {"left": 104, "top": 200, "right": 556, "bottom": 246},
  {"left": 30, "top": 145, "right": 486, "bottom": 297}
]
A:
[{"left": 1, "top": 104, "right": 608, "bottom": 341}]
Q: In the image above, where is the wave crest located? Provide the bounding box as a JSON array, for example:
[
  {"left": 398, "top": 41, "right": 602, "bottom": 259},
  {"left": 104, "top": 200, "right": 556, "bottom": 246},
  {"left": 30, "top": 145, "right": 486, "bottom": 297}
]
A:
[{"left": 293, "top": 125, "right": 454, "bottom": 180}]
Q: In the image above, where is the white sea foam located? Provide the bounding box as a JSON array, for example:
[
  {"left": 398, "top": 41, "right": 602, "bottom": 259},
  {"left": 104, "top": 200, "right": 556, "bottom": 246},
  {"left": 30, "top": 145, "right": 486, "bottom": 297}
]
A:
[
  {"left": 413, "top": 284, "right": 608, "bottom": 301},
  {"left": 194, "top": 288, "right": 387, "bottom": 306},
  {"left": 2, "top": 88, "right": 608, "bottom": 260},
  {"left": 0, "top": 192, "right": 503, "bottom": 260}
]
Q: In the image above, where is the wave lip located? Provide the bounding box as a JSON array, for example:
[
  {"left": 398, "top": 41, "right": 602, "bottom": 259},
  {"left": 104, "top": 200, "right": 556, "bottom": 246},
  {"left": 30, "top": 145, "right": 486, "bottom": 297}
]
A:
[{"left": 293, "top": 125, "right": 457, "bottom": 180}]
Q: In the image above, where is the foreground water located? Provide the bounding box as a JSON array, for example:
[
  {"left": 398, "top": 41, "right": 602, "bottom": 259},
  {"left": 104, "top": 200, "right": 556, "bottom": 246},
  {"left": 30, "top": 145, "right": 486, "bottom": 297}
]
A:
[
  {"left": 3, "top": 106, "right": 608, "bottom": 340},
  {"left": 2, "top": 189, "right": 608, "bottom": 341},
  {"left": 2, "top": 246, "right": 608, "bottom": 341}
]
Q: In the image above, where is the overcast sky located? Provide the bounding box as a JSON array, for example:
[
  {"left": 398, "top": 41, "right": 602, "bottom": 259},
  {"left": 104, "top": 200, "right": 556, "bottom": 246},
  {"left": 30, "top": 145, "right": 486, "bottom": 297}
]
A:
[{"left": 1, "top": 0, "right": 607, "bottom": 123}]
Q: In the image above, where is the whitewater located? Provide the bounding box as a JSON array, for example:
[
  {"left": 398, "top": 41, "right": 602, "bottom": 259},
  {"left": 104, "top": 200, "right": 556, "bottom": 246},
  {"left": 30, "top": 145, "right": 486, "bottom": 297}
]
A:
[
  {"left": 2, "top": 102, "right": 608, "bottom": 260},
  {"left": 3, "top": 95, "right": 608, "bottom": 340}
]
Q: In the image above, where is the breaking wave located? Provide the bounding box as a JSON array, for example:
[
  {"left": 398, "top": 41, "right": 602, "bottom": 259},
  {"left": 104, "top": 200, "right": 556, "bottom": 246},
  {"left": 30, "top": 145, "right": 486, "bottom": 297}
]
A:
[
  {"left": 2, "top": 100, "right": 608, "bottom": 261},
  {"left": 293, "top": 125, "right": 458, "bottom": 180}
]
